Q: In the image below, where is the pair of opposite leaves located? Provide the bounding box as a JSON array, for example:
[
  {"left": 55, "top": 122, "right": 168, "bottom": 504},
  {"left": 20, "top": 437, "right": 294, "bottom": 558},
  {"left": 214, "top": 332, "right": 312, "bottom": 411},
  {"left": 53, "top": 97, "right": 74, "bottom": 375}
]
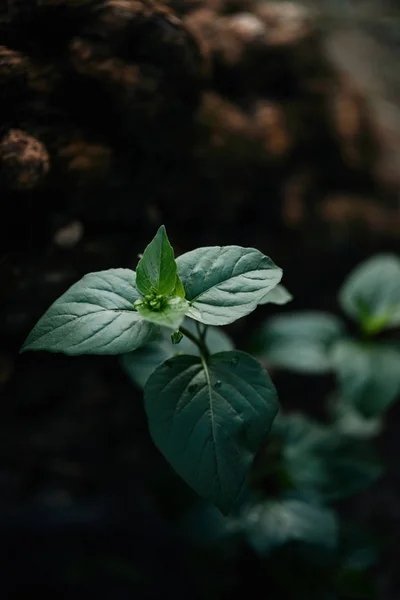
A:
[{"left": 22, "top": 226, "right": 289, "bottom": 355}]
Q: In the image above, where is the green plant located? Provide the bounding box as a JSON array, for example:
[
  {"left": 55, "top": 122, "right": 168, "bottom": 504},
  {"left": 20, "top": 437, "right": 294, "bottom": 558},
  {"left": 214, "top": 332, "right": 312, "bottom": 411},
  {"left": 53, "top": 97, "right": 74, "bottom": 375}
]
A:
[
  {"left": 21, "top": 225, "right": 291, "bottom": 513},
  {"left": 256, "top": 254, "right": 400, "bottom": 419}
]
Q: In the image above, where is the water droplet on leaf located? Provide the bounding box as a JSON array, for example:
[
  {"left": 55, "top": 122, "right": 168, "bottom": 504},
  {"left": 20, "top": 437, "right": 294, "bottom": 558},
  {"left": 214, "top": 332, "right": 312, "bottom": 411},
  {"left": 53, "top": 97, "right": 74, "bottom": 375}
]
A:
[
  {"left": 214, "top": 380, "right": 222, "bottom": 389},
  {"left": 230, "top": 356, "right": 239, "bottom": 367}
]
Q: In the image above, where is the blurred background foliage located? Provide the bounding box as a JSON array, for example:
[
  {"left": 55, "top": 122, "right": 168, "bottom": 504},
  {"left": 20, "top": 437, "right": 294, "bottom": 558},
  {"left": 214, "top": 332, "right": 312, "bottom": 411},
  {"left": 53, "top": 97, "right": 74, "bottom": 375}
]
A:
[{"left": 0, "top": 0, "right": 399, "bottom": 598}]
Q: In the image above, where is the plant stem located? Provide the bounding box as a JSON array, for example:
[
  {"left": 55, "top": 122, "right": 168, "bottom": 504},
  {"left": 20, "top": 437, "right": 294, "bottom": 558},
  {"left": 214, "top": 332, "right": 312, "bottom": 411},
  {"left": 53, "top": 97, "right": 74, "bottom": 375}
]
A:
[
  {"left": 195, "top": 320, "right": 208, "bottom": 344},
  {"left": 179, "top": 325, "right": 209, "bottom": 358}
]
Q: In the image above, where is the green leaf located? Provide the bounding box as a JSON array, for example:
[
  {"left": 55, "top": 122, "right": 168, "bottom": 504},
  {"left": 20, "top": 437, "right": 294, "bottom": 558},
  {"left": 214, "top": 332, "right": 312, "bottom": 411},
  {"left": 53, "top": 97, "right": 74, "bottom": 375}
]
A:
[
  {"left": 273, "top": 414, "right": 383, "bottom": 501},
  {"left": 144, "top": 350, "right": 279, "bottom": 513},
  {"left": 174, "top": 274, "right": 186, "bottom": 298},
  {"left": 135, "top": 296, "right": 189, "bottom": 330},
  {"left": 171, "top": 330, "right": 184, "bottom": 345},
  {"left": 243, "top": 497, "right": 338, "bottom": 555},
  {"left": 258, "top": 284, "right": 293, "bottom": 305},
  {"left": 339, "top": 254, "right": 400, "bottom": 332},
  {"left": 332, "top": 339, "right": 400, "bottom": 417},
  {"left": 328, "top": 396, "right": 383, "bottom": 439},
  {"left": 257, "top": 312, "right": 345, "bottom": 374},
  {"left": 21, "top": 269, "right": 157, "bottom": 355},
  {"left": 121, "top": 318, "right": 234, "bottom": 389},
  {"left": 176, "top": 246, "right": 282, "bottom": 325},
  {"left": 136, "top": 225, "right": 177, "bottom": 296}
]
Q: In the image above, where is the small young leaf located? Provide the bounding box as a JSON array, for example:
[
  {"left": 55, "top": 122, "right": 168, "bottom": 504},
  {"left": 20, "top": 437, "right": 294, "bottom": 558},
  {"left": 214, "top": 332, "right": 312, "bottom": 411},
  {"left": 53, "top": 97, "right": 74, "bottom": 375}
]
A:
[
  {"left": 339, "top": 254, "right": 400, "bottom": 332},
  {"left": 144, "top": 351, "right": 279, "bottom": 513},
  {"left": 176, "top": 246, "right": 282, "bottom": 326},
  {"left": 171, "top": 330, "right": 184, "bottom": 345},
  {"left": 174, "top": 274, "right": 186, "bottom": 298},
  {"left": 136, "top": 225, "right": 177, "bottom": 296},
  {"left": 121, "top": 319, "right": 234, "bottom": 389},
  {"left": 256, "top": 312, "right": 345, "bottom": 373},
  {"left": 135, "top": 296, "right": 189, "bottom": 330},
  {"left": 258, "top": 284, "right": 293, "bottom": 306},
  {"left": 21, "top": 269, "right": 157, "bottom": 355},
  {"left": 243, "top": 497, "right": 338, "bottom": 555},
  {"left": 332, "top": 339, "right": 400, "bottom": 417}
]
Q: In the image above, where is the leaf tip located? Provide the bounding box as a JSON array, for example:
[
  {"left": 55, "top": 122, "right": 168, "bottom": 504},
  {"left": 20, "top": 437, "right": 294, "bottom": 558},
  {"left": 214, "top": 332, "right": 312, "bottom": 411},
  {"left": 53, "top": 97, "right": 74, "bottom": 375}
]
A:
[
  {"left": 19, "top": 340, "right": 30, "bottom": 354},
  {"left": 157, "top": 224, "right": 167, "bottom": 239}
]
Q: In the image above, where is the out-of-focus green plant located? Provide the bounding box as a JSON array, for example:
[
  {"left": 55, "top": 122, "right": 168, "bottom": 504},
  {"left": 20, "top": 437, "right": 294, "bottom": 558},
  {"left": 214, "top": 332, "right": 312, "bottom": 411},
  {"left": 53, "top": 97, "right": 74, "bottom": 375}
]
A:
[{"left": 256, "top": 254, "right": 400, "bottom": 418}]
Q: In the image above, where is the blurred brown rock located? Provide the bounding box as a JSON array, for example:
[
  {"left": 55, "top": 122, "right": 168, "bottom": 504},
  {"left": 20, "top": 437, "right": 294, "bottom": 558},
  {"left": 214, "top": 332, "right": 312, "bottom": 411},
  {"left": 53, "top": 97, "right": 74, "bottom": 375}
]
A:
[
  {"left": 58, "top": 137, "right": 112, "bottom": 184},
  {"left": 0, "top": 0, "right": 398, "bottom": 237},
  {"left": 0, "top": 129, "right": 50, "bottom": 191},
  {"left": 0, "top": 46, "right": 27, "bottom": 91},
  {"left": 254, "top": 1, "right": 312, "bottom": 46}
]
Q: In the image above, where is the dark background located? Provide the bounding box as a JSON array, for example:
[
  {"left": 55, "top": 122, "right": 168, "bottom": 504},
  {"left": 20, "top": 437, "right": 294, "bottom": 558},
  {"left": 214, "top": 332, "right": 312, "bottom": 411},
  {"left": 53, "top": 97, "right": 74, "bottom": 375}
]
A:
[{"left": 1, "top": 0, "right": 399, "bottom": 598}]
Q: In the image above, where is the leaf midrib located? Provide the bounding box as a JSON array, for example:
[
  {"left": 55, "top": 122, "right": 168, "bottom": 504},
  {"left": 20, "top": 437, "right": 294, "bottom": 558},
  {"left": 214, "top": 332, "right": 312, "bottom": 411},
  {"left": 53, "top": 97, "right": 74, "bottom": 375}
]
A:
[
  {"left": 23, "top": 307, "right": 143, "bottom": 349},
  {"left": 146, "top": 231, "right": 175, "bottom": 294},
  {"left": 157, "top": 237, "right": 170, "bottom": 291},
  {"left": 191, "top": 266, "right": 279, "bottom": 304},
  {"left": 200, "top": 353, "right": 223, "bottom": 498}
]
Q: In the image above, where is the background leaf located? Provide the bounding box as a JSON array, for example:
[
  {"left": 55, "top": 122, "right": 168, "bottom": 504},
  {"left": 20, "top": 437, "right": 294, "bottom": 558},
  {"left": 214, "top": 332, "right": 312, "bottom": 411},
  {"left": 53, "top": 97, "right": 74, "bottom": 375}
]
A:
[
  {"left": 271, "top": 414, "right": 383, "bottom": 501},
  {"left": 258, "top": 284, "right": 293, "bottom": 305},
  {"left": 144, "top": 351, "right": 279, "bottom": 513},
  {"left": 121, "top": 318, "right": 234, "bottom": 388},
  {"left": 176, "top": 246, "right": 282, "bottom": 325},
  {"left": 328, "top": 395, "right": 383, "bottom": 439},
  {"left": 243, "top": 497, "right": 338, "bottom": 555},
  {"left": 136, "top": 225, "right": 177, "bottom": 296},
  {"left": 339, "top": 254, "right": 400, "bottom": 332},
  {"left": 21, "top": 269, "right": 157, "bottom": 355},
  {"left": 256, "top": 312, "right": 345, "bottom": 373},
  {"left": 332, "top": 339, "right": 400, "bottom": 417}
]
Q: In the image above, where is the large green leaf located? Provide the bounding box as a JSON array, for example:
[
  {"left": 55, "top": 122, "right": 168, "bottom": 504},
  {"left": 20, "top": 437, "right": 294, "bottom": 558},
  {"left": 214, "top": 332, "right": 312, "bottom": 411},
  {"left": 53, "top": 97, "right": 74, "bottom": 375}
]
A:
[
  {"left": 258, "top": 284, "right": 293, "bottom": 306},
  {"left": 135, "top": 296, "right": 189, "bottom": 330},
  {"left": 176, "top": 246, "right": 282, "bottom": 325},
  {"left": 257, "top": 312, "right": 345, "bottom": 373},
  {"left": 332, "top": 339, "right": 400, "bottom": 417},
  {"left": 136, "top": 225, "right": 177, "bottom": 296},
  {"left": 339, "top": 254, "right": 400, "bottom": 333},
  {"left": 144, "top": 350, "right": 279, "bottom": 513},
  {"left": 21, "top": 269, "right": 157, "bottom": 355},
  {"left": 272, "top": 414, "right": 383, "bottom": 501},
  {"left": 121, "top": 318, "right": 234, "bottom": 388},
  {"left": 243, "top": 497, "right": 338, "bottom": 555}
]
